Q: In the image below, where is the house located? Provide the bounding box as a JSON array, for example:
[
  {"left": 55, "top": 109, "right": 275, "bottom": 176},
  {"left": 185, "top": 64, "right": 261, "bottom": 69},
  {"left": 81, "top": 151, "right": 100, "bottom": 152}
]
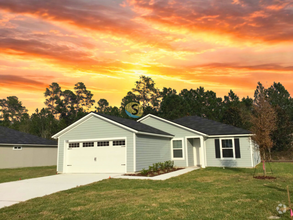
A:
[
  {"left": 52, "top": 112, "right": 260, "bottom": 174},
  {"left": 0, "top": 126, "right": 57, "bottom": 169},
  {"left": 139, "top": 114, "right": 260, "bottom": 169}
]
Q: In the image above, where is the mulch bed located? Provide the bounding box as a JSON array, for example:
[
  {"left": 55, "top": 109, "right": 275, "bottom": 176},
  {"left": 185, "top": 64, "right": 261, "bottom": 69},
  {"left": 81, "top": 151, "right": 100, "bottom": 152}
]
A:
[
  {"left": 124, "top": 168, "right": 184, "bottom": 177},
  {"left": 253, "top": 176, "right": 276, "bottom": 180}
]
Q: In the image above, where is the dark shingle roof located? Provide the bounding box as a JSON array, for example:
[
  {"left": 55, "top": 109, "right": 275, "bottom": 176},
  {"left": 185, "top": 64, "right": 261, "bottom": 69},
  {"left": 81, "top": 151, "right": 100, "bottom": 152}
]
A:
[
  {"left": 173, "top": 116, "right": 251, "bottom": 135},
  {"left": 0, "top": 126, "right": 57, "bottom": 145},
  {"left": 94, "top": 113, "right": 173, "bottom": 136}
]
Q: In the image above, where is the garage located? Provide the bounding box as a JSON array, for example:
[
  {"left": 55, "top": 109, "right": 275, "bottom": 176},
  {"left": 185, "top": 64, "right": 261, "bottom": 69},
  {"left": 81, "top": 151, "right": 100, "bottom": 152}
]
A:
[
  {"left": 66, "top": 139, "right": 126, "bottom": 173},
  {"left": 52, "top": 112, "right": 173, "bottom": 174}
]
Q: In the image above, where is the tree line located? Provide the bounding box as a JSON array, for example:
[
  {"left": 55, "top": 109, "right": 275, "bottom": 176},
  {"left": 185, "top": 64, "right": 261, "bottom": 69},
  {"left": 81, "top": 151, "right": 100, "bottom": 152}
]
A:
[{"left": 0, "top": 75, "right": 292, "bottom": 154}]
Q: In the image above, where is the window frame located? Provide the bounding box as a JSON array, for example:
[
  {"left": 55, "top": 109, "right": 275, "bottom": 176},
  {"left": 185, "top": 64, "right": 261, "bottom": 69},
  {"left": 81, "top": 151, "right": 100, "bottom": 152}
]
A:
[
  {"left": 97, "top": 141, "right": 110, "bottom": 147},
  {"left": 68, "top": 142, "right": 80, "bottom": 148},
  {"left": 171, "top": 138, "right": 184, "bottom": 160},
  {"left": 13, "top": 146, "right": 22, "bottom": 150},
  {"left": 82, "top": 142, "right": 94, "bottom": 148},
  {"left": 220, "top": 138, "right": 235, "bottom": 160},
  {"left": 112, "top": 140, "right": 126, "bottom": 147}
]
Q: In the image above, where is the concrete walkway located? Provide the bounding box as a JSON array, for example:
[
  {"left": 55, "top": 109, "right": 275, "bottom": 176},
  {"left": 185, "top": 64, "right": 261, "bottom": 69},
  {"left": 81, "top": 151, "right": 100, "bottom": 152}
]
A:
[
  {"left": 0, "top": 173, "right": 121, "bottom": 209},
  {"left": 113, "top": 167, "right": 200, "bottom": 180}
]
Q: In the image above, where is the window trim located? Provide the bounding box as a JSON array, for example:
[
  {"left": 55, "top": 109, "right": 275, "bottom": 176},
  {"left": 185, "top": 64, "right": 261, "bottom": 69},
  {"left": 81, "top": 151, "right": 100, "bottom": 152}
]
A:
[
  {"left": 112, "top": 140, "right": 126, "bottom": 147},
  {"left": 171, "top": 138, "right": 185, "bottom": 160},
  {"left": 68, "top": 142, "right": 80, "bottom": 148},
  {"left": 13, "top": 146, "right": 22, "bottom": 150},
  {"left": 82, "top": 142, "right": 94, "bottom": 148},
  {"left": 220, "top": 138, "right": 235, "bottom": 160},
  {"left": 97, "top": 141, "right": 110, "bottom": 147}
]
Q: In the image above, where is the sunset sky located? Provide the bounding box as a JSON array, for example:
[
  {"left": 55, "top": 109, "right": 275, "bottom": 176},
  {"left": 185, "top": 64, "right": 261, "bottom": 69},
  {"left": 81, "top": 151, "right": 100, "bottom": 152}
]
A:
[{"left": 0, "top": 0, "right": 292, "bottom": 113}]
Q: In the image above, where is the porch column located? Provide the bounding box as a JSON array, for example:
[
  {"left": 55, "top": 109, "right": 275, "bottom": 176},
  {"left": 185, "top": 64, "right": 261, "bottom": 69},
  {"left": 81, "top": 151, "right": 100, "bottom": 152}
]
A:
[{"left": 200, "top": 137, "right": 206, "bottom": 168}]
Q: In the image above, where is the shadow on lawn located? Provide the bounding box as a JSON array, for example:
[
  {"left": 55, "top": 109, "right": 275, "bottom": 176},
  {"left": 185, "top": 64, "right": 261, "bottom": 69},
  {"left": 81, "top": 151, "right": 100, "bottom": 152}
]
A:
[
  {"left": 264, "top": 185, "right": 287, "bottom": 193},
  {"left": 219, "top": 167, "right": 255, "bottom": 174}
]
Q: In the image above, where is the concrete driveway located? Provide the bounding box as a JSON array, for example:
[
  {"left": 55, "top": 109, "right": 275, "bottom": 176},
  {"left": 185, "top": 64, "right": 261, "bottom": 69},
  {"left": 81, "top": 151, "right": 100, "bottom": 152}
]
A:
[{"left": 0, "top": 173, "right": 120, "bottom": 209}]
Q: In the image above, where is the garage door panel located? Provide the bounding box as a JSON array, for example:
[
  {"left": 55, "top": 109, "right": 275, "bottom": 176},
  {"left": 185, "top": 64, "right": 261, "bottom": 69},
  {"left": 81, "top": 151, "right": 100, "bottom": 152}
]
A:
[{"left": 66, "top": 142, "right": 126, "bottom": 173}]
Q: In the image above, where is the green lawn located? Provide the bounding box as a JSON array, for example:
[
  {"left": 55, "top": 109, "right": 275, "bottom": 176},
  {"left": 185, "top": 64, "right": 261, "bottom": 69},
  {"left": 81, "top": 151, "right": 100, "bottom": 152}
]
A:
[
  {"left": 0, "top": 166, "right": 57, "bottom": 184},
  {"left": 0, "top": 163, "right": 293, "bottom": 220}
]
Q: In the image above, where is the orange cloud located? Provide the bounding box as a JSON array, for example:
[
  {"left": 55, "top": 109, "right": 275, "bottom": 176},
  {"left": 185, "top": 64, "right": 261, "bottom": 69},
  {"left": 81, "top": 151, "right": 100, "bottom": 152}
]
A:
[{"left": 127, "top": 0, "right": 293, "bottom": 44}]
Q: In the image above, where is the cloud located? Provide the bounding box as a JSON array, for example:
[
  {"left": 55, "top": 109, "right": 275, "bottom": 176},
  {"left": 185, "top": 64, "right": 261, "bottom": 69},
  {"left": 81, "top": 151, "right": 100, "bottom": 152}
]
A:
[
  {"left": 0, "top": 74, "right": 47, "bottom": 91},
  {"left": 127, "top": 0, "right": 293, "bottom": 44},
  {"left": 0, "top": 0, "right": 173, "bottom": 49}
]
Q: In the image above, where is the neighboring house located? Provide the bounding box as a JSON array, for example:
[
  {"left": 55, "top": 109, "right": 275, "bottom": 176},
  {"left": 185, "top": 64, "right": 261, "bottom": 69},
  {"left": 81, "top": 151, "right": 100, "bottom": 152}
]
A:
[
  {"left": 0, "top": 126, "right": 57, "bottom": 169},
  {"left": 52, "top": 112, "right": 260, "bottom": 174}
]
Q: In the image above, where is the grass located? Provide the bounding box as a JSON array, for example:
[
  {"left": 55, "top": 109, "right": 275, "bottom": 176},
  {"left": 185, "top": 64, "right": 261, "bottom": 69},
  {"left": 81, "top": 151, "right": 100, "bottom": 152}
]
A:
[
  {"left": 0, "top": 163, "right": 293, "bottom": 219},
  {"left": 0, "top": 166, "right": 57, "bottom": 184}
]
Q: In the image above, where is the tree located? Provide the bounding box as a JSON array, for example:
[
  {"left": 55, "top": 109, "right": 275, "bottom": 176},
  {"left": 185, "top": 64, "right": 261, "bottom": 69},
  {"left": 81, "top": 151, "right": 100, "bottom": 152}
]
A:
[
  {"left": 0, "top": 96, "right": 28, "bottom": 127},
  {"left": 44, "top": 83, "right": 62, "bottom": 117},
  {"left": 179, "top": 87, "right": 222, "bottom": 121},
  {"left": 251, "top": 83, "right": 277, "bottom": 175},
  {"left": 95, "top": 99, "right": 121, "bottom": 116},
  {"left": 74, "top": 82, "right": 95, "bottom": 112},
  {"left": 266, "top": 82, "right": 293, "bottom": 151},
  {"left": 29, "top": 108, "right": 60, "bottom": 139},
  {"left": 221, "top": 91, "right": 253, "bottom": 129},
  {"left": 96, "top": 99, "right": 109, "bottom": 113},
  {"left": 132, "top": 75, "right": 161, "bottom": 110},
  {"left": 159, "top": 94, "right": 190, "bottom": 120}
]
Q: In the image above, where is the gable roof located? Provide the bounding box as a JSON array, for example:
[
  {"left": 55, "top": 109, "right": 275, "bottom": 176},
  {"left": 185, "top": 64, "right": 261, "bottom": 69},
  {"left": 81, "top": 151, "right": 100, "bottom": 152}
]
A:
[
  {"left": 173, "top": 116, "right": 252, "bottom": 136},
  {"left": 0, "top": 126, "right": 57, "bottom": 146},
  {"left": 52, "top": 112, "right": 173, "bottom": 139},
  {"left": 138, "top": 114, "right": 208, "bottom": 137},
  {"left": 94, "top": 113, "right": 173, "bottom": 137}
]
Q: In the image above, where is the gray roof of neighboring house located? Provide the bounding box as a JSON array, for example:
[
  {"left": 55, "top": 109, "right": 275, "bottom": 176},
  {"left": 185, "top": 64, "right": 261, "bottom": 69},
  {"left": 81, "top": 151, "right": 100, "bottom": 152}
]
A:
[
  {"left": 95, "top": 113, "right": 173, "bottom": 137},
  {"left": 0, "top": 126, "right": 57, "bottom": 145},
  {"left": 173, "top": 116, "right": 252, "bottom": 135}
]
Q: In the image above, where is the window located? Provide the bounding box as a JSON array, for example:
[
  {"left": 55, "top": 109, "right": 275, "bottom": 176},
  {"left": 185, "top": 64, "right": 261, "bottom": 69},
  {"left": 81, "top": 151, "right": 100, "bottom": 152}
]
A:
[
  {"left": 215, "top": 138, "right": 241, "bottom": 159},
  {"left": 221, "top": 139, "right": 233, "bottom": 158},
  {"left": 172, "top": 139, "right": 183, "bottom": 159},
  {"left": 69, "top": 143, "right": 79, "bottom": 148},
  {"left": 83, "top": 142, "right": 94, "bottom": 147},
  {"left": 113, "top": 140, "right": 125, "bottom": 146},
  {"left": 97, "top": 141, "right": 109, "bottom": 147},
  {"left": 13, "top": 146, "right": 22, "bottom": 150}
]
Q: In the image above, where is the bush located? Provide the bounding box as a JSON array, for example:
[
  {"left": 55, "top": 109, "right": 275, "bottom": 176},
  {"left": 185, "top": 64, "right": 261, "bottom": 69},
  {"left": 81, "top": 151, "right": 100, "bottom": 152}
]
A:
[
  {"left": 164, "top": 160, "right": 174, "bottom": 170},
  {"left": 158, "top": 162, "right": 165, "bottom": 170},
  {"left": 139, "top": 160, "right": 175, "bottom": 175},
  {"left": 140, "top": 169, "right": 149, "bottom": 176},
  {"left": 152, "top": 163, "right": 159, "bottom": 172},
  {"left": 148, "top": 166, "right": 153, "bottom": 172}
]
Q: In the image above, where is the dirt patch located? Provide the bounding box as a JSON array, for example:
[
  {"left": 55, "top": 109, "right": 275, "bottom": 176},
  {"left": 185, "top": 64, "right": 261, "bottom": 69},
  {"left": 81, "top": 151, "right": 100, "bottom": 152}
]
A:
[
  {"left": 124, "top": 168, "right": 184, "bottom": 177},
  {"left": 253, "top": 176, "right": 276, "bottom": 180}
]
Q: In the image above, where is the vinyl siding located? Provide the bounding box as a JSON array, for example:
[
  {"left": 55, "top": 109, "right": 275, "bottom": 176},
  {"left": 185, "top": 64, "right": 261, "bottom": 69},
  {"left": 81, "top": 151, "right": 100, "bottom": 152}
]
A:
[
  {"left": 57, "top": 116, "right": 134, "bottom": 173},
  {"left": 136, "top": 134, "right": 171, "bottom": 171},
  {"left": 252, "top": 143, "right": 261, "bottom": 167},
  {"left": 205, "top": 136, "right": 253, "bottom": 167},
  {"left": 141, "top": 117, "right": 202, "bottom": 167},
  {"left": 187, "top": 139, "right": 194, "bottom": 166},
  {"left": 0, "top": 146, "right": 57, "bottom": 169}
]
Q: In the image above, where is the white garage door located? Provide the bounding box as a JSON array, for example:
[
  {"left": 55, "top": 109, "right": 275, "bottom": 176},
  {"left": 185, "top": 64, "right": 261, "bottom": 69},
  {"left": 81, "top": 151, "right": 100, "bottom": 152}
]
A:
[{"left": 66, "top": 139, "right": 126, "bottom": 173}]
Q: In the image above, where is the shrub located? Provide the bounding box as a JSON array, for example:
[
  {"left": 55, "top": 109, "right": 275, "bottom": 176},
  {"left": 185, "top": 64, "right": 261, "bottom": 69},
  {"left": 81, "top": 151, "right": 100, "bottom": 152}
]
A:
[
  {"left": 140, "top": 169, "right": 149, "bottom": 176},
  {"left": 139, "top": 160, "right": 175, "bottom": 175},
  {"left": 148, "top": 166, "right": 153, "bottom": 172},
  {"left": 152, "top": 163, "right": 159, "bottom": 172},
  {"left": 158, "top": 162, "right": 165, "bottom": 170}
]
